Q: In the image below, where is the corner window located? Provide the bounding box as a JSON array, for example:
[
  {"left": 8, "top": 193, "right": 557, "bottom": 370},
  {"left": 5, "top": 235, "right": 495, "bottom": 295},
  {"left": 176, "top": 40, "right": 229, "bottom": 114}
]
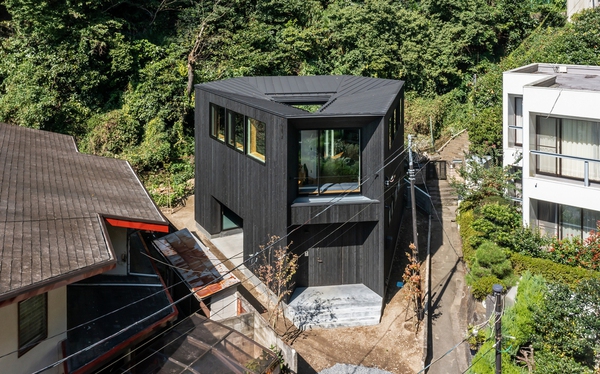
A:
[
  {"left": 247, "top": 117, "right": 266, "bottom": 162},
  {"left": 210, "top": 104, "right": 226, "bottom": 142},
  {"left": 298, "top": 129, "right": 360, "bottom": 194},
  {"left": 18, "top": 293, "right": 48, "bottom": 356},
  {"left": 227, "top": 111, "right": 245, "bottom": 152}
]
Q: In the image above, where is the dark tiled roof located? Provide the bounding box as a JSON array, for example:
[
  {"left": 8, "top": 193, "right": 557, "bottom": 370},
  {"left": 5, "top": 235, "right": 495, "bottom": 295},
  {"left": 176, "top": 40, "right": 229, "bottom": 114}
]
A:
[
  {"left": 0, "top": 123, "right": 167, "bottom": 303},
  {"left": 197, "top": 75, "right": 404, "bottom": 117}
]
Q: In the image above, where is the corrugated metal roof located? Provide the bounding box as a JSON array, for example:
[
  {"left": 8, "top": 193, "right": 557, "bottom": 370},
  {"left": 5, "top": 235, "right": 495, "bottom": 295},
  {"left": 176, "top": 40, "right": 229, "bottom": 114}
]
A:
[
  {"left": 153, "top": 229, "right": 240, "bottom": 300},
  {"left": 0, "top": 123, "right": 168, "bottom": 304},
  {"left": 196, "top": 75, "right": 403, "bottom": 117}
]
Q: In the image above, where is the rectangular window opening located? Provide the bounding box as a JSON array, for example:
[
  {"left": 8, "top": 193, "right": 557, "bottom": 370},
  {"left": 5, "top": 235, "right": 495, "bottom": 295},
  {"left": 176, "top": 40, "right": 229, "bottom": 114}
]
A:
[
  {"left": 535, "top": 116, "right": 600, "bottom": 182},
  {"left": 298, "top": 129, "right": 360, "bottom": 195},
  {"left": 210, "top": 104, "right": 226, "bottom": 142},
  {"left": 18, "top": 293, "right": 48, "bottom": 357},
  {"left": 247, "top": 118, "right": 266, "bottom": 162},
  {"left": 227, "top": 111, "right": 245, "bottom": 152}
]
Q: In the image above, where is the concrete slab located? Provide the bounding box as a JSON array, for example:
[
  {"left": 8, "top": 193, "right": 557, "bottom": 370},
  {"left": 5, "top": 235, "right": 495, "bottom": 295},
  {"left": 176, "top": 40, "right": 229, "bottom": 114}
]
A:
[
  {"left": 210, "top": 232, "right": 244, "bottom": 268},
  {"left": 286, "top": 284, "right": 382, "bottom": 329}
]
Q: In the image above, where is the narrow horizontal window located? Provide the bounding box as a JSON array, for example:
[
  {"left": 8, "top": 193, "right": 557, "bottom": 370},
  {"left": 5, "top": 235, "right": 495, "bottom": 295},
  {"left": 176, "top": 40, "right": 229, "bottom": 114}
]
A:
[{"left": 247, "top": 117, "right": 266, "bottom": 162}]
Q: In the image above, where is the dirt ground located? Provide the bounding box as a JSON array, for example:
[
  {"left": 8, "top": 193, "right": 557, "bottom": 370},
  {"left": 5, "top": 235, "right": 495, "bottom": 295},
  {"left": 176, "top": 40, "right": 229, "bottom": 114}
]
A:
[{"left": 162, "top": 198, "right": 428, "bottom": 374}]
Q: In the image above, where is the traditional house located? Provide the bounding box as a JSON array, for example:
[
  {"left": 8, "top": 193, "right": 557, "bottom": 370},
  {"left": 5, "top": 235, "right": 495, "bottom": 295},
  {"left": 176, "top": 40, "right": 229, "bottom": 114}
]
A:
[
  {"left": 194, "top": 76, "right": 405, "bottom": 327},
  {"left": 0, "top": 123, "right": 176, "bottom": 373}
]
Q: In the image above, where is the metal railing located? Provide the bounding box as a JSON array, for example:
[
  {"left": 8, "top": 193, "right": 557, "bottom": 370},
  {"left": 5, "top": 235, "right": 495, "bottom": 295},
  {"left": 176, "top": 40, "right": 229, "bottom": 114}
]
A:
[{"left": 530, "top": 150, "right": 600, "bottom": 187}]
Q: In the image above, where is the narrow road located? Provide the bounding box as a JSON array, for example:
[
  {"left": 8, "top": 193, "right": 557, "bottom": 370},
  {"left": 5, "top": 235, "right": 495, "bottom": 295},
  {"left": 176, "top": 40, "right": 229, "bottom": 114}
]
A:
[{"left": 423, "top": 132, "right": 470, "bottom": 374}]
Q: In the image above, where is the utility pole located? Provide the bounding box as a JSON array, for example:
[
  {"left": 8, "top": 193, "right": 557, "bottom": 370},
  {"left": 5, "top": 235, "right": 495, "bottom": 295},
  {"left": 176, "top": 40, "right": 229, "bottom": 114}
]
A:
[
  {"left": 408, "top": 135, "right": 418, "bottom": 255},
  {"left": 408, "top": 135, "right": 422, "bottom": 320},
  {"left": 493, "top": 284, "right": 503, "bottom": 374}
]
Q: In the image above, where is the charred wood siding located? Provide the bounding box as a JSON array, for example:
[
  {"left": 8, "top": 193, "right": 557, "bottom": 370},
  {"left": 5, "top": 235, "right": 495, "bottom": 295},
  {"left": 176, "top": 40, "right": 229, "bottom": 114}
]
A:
[
  {"left": 194, "top": 79, "right": 405, "bottom": 300},
  {"left": 195, "top": 90, "right": 289, "bottom": 261}
]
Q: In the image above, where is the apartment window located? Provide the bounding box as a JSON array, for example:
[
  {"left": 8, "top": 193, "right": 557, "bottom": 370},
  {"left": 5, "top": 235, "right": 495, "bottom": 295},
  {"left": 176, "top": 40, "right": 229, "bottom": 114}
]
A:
[
  {"left": 298, "top": 129, "right": 360, "bottom": 194},
  {"left": 227, "top": 110, "right": 245, "bottom": 152},
  {"left": 535, "top": 200, "right": 600, "bottom": 240},
  {"left": 509, "top": 96, "right": 523, "bottom": 147},
  {"left": 535, "top": 116, "right": 600, "bottom": 181},
  {"left": 18, "top": 293, "right": 47, "bottom": 356},
  {"left": 247, "top": 117, "right": 266, "bottom": 162},
  {"left": 210, "top": 104, "right": 226, "bottom": 142}
]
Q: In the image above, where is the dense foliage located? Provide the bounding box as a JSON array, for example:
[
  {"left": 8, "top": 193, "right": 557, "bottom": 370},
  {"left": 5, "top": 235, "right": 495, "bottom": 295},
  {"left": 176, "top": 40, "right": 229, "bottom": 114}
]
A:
[
  {"left": 0, "top": 0, "right": 574, "bottom": 204},
  {"left": 467, "top": 241, "right": 515, "bottom": 300},
  {"left": 469, "top": 273, "right": 600, "bottom": 373}
]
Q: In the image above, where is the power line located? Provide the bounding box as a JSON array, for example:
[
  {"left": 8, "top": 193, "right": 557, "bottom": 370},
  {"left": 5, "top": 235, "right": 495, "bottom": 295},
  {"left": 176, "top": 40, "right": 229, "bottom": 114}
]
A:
[
  {"left": 5, "top": 148, "right": 408, "bottom": 363},
  {"left": 28, "top": 143, "right": 410, "bottom": 373}
]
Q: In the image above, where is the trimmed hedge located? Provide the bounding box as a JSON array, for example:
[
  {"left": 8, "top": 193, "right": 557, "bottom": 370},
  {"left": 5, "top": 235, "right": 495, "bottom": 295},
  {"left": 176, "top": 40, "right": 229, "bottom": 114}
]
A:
[
  {"left": 510, "top": 252, "right": 600, "bottom": 286},
  {"left": 457, "top": 209, "right": 476, "bottom": 263}
]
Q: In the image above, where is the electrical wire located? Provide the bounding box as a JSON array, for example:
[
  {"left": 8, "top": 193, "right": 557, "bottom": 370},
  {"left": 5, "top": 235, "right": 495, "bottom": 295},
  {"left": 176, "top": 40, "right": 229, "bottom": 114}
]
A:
[
  {"left": 27, "top": 143, "right": 411, "bottom": 373},
  {"left": 417, "top": 337, "right": 469, "bottom": 374},
  {"left": 4, "top": 147, "right": 408, "bottom": 364},
  {"left": 461, "top": 343, "right": 496, "bottom": 374}
]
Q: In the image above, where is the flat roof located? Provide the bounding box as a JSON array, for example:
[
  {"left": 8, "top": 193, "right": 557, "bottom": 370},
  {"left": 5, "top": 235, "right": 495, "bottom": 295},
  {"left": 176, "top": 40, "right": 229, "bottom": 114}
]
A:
[
  {"left": 507, "top": 63, "right": 600, "bottom": 92},
  {"left": 0, "top": 123, "right": 168, "bottom": 305},
  {"left": 196, "top": 75, "right": 404, "bottom": 117}
]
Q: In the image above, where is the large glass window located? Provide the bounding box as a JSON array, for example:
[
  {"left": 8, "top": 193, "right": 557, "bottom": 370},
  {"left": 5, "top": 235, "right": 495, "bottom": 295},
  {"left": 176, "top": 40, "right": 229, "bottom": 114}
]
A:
[
  {"left": 247, "top": 118, "right": 266, "bottom": 162},
  {"left": 210, "top": 104, "right": 226, "bottom": 142},
  {"left": 298, "top": 129, "right": 360, "bottom": 194},
  {"left": 535, "top": 199, "right": 600, "bottom": 240},
  {"left": 536, "top": 116, "right": 600, "bottom": 181},
  {"left": 227, "top": 111, "right": 245, "bottom": 152},
  {"left": 19, "top": 293, "right": 47, "bottom": 356}
]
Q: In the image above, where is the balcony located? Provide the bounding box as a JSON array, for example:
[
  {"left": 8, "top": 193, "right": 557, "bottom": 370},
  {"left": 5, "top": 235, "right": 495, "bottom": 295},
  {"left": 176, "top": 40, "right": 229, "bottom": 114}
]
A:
[{"left": 531, "top": 150, "right": 600, "bottom": 187}]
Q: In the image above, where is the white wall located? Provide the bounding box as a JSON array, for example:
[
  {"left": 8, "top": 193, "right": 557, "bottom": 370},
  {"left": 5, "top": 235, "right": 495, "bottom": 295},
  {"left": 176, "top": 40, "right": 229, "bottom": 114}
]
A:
[
  {"left": 502, "top": 68, "right": 551, "bottom": 168},
  {"left": 0, "top": 287, "right": 67, "bottom": 374},
  {"left": 104, "top": 225, "right": 128, "bottom": 276},
  {"left": 209, "top": 287, "right": 239, "bottom": 321},
  {"left": 567, "top": 0, "right": 598, "bottom": 20}
]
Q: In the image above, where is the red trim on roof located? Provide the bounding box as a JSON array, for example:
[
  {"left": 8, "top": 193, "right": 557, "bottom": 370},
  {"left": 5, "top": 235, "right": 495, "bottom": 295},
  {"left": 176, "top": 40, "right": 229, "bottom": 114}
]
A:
[{"left": 105, "top": 218, "right": 169, "bottom": 233}]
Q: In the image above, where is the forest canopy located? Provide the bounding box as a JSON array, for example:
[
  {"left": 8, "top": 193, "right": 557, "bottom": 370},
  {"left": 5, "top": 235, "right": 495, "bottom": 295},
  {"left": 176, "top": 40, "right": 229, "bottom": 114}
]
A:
[{"left": 1, "top": 0, "right": 596, "bottom": 205}]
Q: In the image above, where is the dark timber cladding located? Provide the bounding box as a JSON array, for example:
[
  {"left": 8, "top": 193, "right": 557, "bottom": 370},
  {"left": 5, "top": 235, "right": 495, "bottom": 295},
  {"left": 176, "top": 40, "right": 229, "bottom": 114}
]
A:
[{"left": 195, "top": 76, "right": 405, "bottom": 298}]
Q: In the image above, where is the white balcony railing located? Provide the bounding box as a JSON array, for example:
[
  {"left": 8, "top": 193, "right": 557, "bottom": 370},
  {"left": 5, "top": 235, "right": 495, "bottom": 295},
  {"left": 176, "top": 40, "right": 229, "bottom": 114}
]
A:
[{"left": 531, "top": 150, "right": 600, "bottom": 187}]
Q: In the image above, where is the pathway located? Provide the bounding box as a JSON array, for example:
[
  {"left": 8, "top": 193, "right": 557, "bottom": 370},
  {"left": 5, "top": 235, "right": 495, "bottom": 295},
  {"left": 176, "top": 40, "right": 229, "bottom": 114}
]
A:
[{"left": 423, "top": 132, "right": 470, "bottom": 374}]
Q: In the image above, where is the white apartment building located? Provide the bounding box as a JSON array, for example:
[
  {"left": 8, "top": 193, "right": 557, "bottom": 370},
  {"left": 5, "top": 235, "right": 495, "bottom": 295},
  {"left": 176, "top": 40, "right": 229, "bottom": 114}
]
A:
[
  {"left": 503, "top": 63, "right": 600, "bottom": 240},
  {"left": 567, "top": 0, "right": 598, "bottom": 20}
]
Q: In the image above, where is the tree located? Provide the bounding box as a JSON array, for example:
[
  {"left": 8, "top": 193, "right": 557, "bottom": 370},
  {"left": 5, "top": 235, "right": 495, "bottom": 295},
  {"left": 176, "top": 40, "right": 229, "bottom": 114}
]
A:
[{"left": 256, "top": 236, "right": 299, "bottom": 329}]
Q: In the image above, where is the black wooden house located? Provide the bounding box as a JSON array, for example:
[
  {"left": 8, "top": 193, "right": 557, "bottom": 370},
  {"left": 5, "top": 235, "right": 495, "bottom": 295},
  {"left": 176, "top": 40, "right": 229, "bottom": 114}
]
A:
[{"left": 194, "top": 76, "right": 405, "bottom": 320}]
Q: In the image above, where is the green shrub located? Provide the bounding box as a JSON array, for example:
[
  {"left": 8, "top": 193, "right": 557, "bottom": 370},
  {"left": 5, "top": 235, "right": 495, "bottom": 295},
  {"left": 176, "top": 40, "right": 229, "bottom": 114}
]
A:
[
  {"left": 468, "top": 242, "right": 515, "bottom": 299},
  {"left": 509, "top": 252, "right": 600, "bottom": 287},
  {"left": 470, "top": 203, "right": 521, "bottom": 250},
  {"left": 457, "top": 209, "right": 476, "bottom": 263},
  {"left": 470, "top": 275, "right": 503, "bottom": 300}
]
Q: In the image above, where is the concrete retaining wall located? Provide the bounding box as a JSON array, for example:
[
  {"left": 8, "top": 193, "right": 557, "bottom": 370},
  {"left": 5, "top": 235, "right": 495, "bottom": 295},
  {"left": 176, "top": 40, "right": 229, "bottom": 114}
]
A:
[{"left": 218, "top": 293, "right": 298, "bottom": 373}]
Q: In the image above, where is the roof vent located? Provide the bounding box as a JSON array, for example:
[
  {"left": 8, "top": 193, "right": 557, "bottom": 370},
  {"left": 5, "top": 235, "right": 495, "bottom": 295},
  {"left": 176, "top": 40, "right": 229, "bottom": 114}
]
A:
[{"left": 557, "top": 65, "right": 568, "bottom": 73}]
